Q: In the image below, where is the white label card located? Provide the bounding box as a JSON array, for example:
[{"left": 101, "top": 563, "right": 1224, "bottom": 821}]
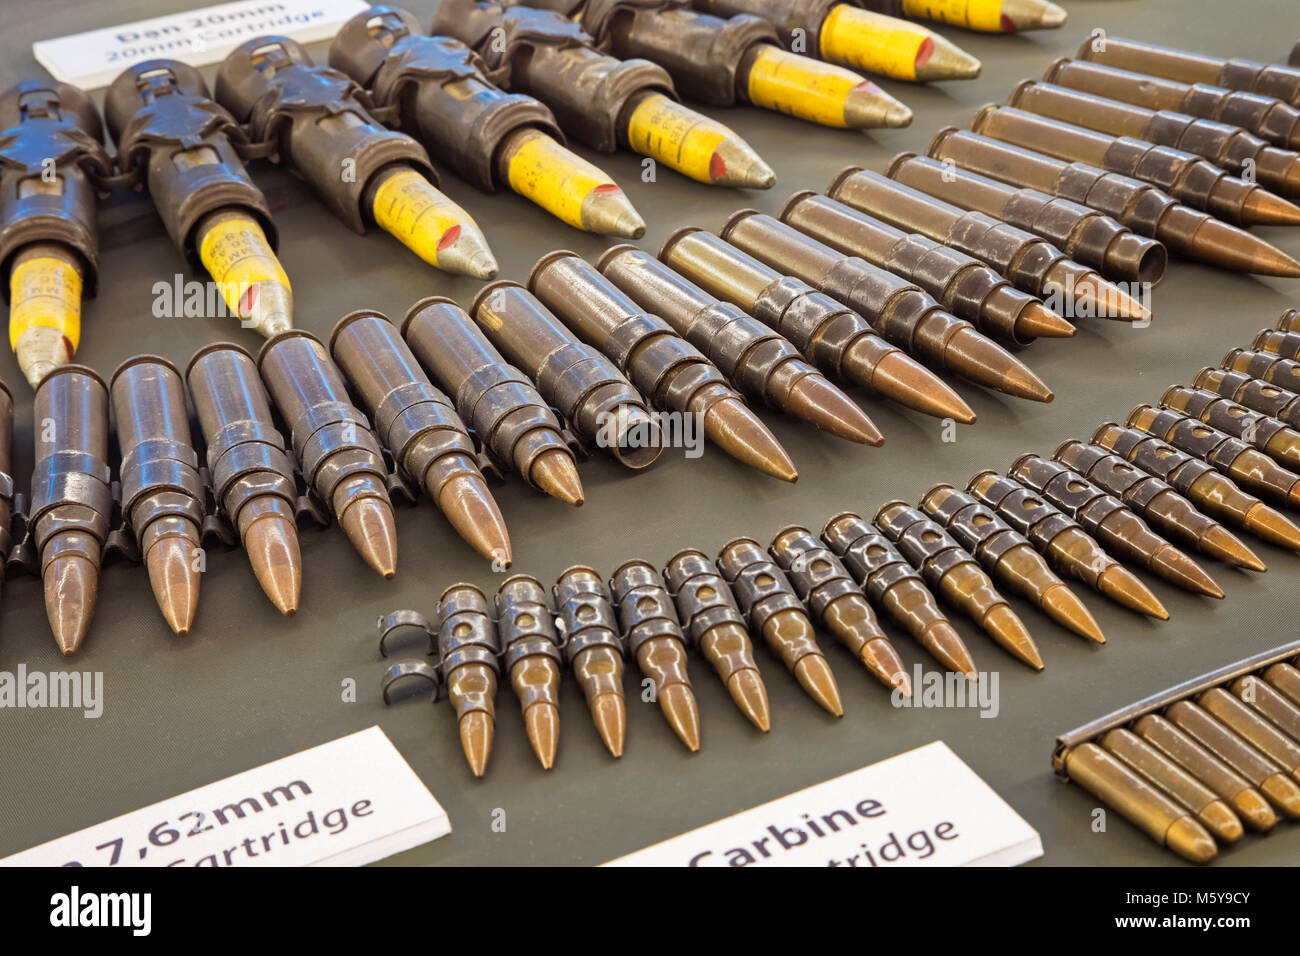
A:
[
  {"left": 2, "top": 726, "right": 450, "bottom": 867},
  {"left": 33, "top": 0, "right": 371, "bottom": 90},
  {"left": 605, "top": 740, "right": 1043, "bottom": 867}
]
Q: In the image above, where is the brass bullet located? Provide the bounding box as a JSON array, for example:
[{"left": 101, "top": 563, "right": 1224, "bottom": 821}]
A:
[
  {"left": 921, "top": 483, "right": 1105, "bottom": 643},
  {"left": 611, "top": 560, "right": 700, "bottom": 750},
  {"left": 875, "top": 501, "right": 1043, "bottom": 670},
  {"left": 665, "top": 548, "right": 771, "bottom": 730},
  {"left": 1163, "top": 383, "right": 1300, "bottom": 472},
  {"left": 1263, "top": 662, "right": 1300, "bottom": 707},
  {"left": 1199, "top": 687, "right": 1300, "bottom": 782},
  {"left": 823, "top": 512, "right": 978, "bottom": 677},
  {"left": 438, "top": 583, "right": 502, "bottom": 777},
  {"left": 1231, "top": 676, "right": 1300, "bottom": 750},
  {"left": 1011, "top": 454, "right": 1224, "bottom": 599},
  {"left": 495, "top": 575, "right": 565, "bottom": 769},
  {"left": 1134, "top": 713, "right": 1278, "bottom": 832},
  {"left": 770, "top": 526, "right": 910, "bottom": 695},
  {"left": 718, "top": 538, "right": 844, "bottom": 716},
  {"left": 1064, "top": 742, "right": 1217, "bottom": 863},
  {"left": 554, "top": 566, "right": 627, "bottom": 757},
  {"left": 1101, "top": 729, "right": 1243, "bottom": 844}
]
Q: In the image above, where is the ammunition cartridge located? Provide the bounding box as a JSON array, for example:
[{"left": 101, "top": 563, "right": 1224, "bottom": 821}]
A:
[
  {"left": 718, "top": 537, "right": 843, "bottom": 715},
  {"left": 1222, "top": 347, "right": 1300, "bottom": 396},
  {"left": 110, "top": 357, "right": 206, "bottom": 635},
  {"left": 1232, "top": 676, "right": 1300, "bottom": 757},
  {"left": 402, "top": 296, "right": 582, "bottom": 504},
  {"left": 1127, "top": 404, "right": 1300, "bottom": 509},
  {"left": 720, "top": 208, "right": 1053, "bottom": 401},
  {"left": 1253, "top": 327, "right": 1300, "bottom": 361},
  {"left": 781, "top": 190, "right": 1073, "bottom": 345},
  {"left": 257, "top": 331, "right": 397, "bottom": 577},
  {"left": 1264, "top": 663, "right": 1300, "bottom": 707},
  {"left": 1194, "top": 366, "right": 1300, "bottom": 431},
  {"left": 31, "top": 366, "right": 112, "bottom": 654},
  {"left": 926, "top": 128, "right": 1300, "bottom": 277},
  {"left": 495, "top": 575, "right": 564, "bottom": 769},
  {"left": 1054, "top": 439, "right": 1264, "bottom": 572},
  {"left": 663, "top": 548, "right": 770, "bottom": 730},
  {"left": 553, "top": 566, "right": 627, "bottom": 756},
  {"left": 0, "top": 381, "right": 10, "bottom": 606},
  {"left": 610, "top": 559, "right": 700, "bottom": 750},
  {"left": 472, "top": 280, "right": 662, "bottom": 468},
  {"left": 1008, "top": 79, "right": 1300, "bottom": 199},
  {"left": 821, "top": 511, "right": 976, "bottom": 677},
  {"left": 330, "top": 309, "right": 510, "bottom": 564},
  {"left": 874, "top": 500, "right": 1042, "bottom": 669},
  {"left": 438, "top": 582, "right": 502, "bottom": 776},
  {"left": 1277, "top": 308, "right": 1300, "bottom": 334},
  {"left": 770, "top": 525, "right": 909, "bottom": 693},
  {"left": 1198, "top": 687, "right": 1300, "bottom": 782},
  {"left": 186, "top": 343, "right": 302, "bottom": 615},
  {"left": 920, "top": 483, "right": 1104, "bottom": 643},
  {"left": 1045, "top": 57, "right": 1300, "bottom": 153},
  {"left": 855, "top": 0, "right": 1065, "bottom": 32},
  {"left": 1162, "top": 384, "right": 1300, "bottom": 471},
  {"left": 888, "top": 151, "right": 1166, "bottom": 284},
  {"left": 1078, "top": 36, "right": 1300, "bottom": 108}
]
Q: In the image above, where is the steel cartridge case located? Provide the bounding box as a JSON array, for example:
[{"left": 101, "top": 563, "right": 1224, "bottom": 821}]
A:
[
  {"left": 1193, "top": 367, "right": 1300, "bottom": 430},
  {"left": 437, "top": 582, "right": 501, "bottom": 774},
  {"left": 1252, "top": 327, "right": 1300, "bottom": 361},
  {"left": 1222, "top": 348, "right": 1300, "bottom": 397},
  {"left": 495, "top": 574, "right": 565, "bottom": 767},
  {"left": 1162, "top": 385, "right": 1300, "bottom": 471},
  {"left": 471, "top": 280, "right": 661, "bottom": 469},
  {"left": 553, "top": 566, "right": 625, "bottom": 748}
]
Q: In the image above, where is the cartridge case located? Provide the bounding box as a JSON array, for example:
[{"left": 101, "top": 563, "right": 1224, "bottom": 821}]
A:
[
  {"left": 1044, "top": 56, "right": 1300, "bottom": 151},
  {"left": 472, "top": 280, "right": 661, "bottom": 468},
  {"left": 889, "top": 150, "right": 1166, "bottom": 283},
  {"left": 1193, "top": 366, "right": 1300, "bottom": 430},
  {"left": 402, "top": 296, "right": 575, "bottom": 491},
  {"left": 104, "top": 60, "right": 275, "bottom": 268},
  {"left": 528, "top": 250, "right": 737, "bottom": 418},
  {"left": 780, "top": 190, "right": 1055, "bottom": 345},
  {"left": 1234, "top": 675, "right": 1300, "bottom": 742},
  {"left": 1007, "top": 80, "right": 1300, "bottom": 199},
  {"left": 717, "top": 537, "right": 810, "bottom": 640},
  {"left": 330, "top": 7, "right": 563, "bottom": 192},
  {"left": 1278, "top": 308, "right": 1300, "bottom": 333},
  {"left": 1078, "top": 36, "right": 1300, "bottom": 108},
  {"left": 214, "top": 36, "right": 434, "bottom": 233},
  {"left": 437, "top": 582, "right": 501, "bottom": 756},
  {"left": 1222, "top": 348, "right": 1300, "bottom": 397},
  {"left": 1198, "top": 688, "right": 1300, "bottom": 780},
  {"left": 971, "top": 103, "right": 1263, "bottom": 225},
  {"left": 663, "top": 548, "right": 747, "bottom": 648},
  {"left": 554, "top": 566, "right": 626, "bottom": 752},
  {"left": 1162, "top": 385, "right": 1300, "bottom": 471},
  {"left": 256, "top": 331, "right": 392, "bottom": 524},
  {"left": 429, "top": 0, "right": 675, "bottom": 153},
  {"left": 30, "top": 366, "right": 112, "bottom": 578},
  {"left": 0, "top": 381, "right": 11, "bottom": 595},
  {"left": 495, "top": 574, "right": 564, "bottom": 764},
  {"left": 689, "top": 0, "right": 838, "bottom": 50},
  {"left": 1252, "top": 328, "right": 1300, "bottom": 361}
]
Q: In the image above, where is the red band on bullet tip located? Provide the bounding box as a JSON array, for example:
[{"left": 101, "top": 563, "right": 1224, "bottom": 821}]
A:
[
  {"left": 709, "top": 152, "right": 727, "bottom": 181},
  {"left": 853, "top": 80, "right": 885, "bottom": 94},
  {"left": 1000, "top": 14, "right": 1016, "bottom": 32},
  {"left": 240, "top": 284, "right": 258, "bottom": 314},
  {"left": 592, "top": 183, "right": 622, "bottom": 195},
  {"left": 914, "top": 36, "right": 934, "bottom": 68},
  {"left": 437, "top": 224, "right": 462, "bottom": 251}
]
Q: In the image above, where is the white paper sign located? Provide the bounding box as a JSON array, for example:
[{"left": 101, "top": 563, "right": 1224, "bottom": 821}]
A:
[
  {"left": 33, "top": 0, "right": 371, "bottom": 90},
  {"left": 605, "top": 741, "right": 1042, "bottom": 867},
  {"left": 2, "top": 726, "right": 449, "bottom": 867}
]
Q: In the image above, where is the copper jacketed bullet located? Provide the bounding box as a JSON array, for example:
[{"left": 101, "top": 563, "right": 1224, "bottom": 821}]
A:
[
  {"left": 921, "top": 483, "right": 1104, "bottom": 644},
  {"left": 827, "top": 165, "right": 1150, "bottom": 321},
  {"left": 658, "top": 226, "right": 972, "bottom": 422},
  {"left": 1134, "top": 713, "right": 1278, "bottom": 833},
  {"left": 665, "top": 548, "right": 771, "bottom": 731},
  {"left": 529, "top": 249, "right": 796, "bottom": 481},
  {"left": 780, "top": 190, "right": 1074, "bottom": 345},
  {"left": 971, "top": 104, "right": 1300, "bottom": 227},
  {"left": 926, "top": 128, "right": 1300, "bottom": 277},
  {"left": 1232, "top": 675, "right": 1300, "bottom": 745},
  {"left": 1263, "top": 662, "right": 1300, "bottom": 708},
  {"left": 1198, "top": 688, "right": 1300, "bottom": 783},
  {"left": 330, "top": 310, "right": 511, "bottom": 565},
  {"left": 110, "top": 358, "right": 206, "bottom": 635},
  {"left": 402, "top": 297, "right": 583, "bottom": 506},
  {"left": 1043, "top": 57, "right": 1300, "bottom": 153},
  {"left": 770, "top": 525, "right": 910, "bottom": 694},
  {"left": 473, "top": 280, "right": 664, "bottom": 469},
  {"left": 554, "top": 566, "right": 627, "bottom": 756},
  {"left": 0, "top": 381, "right": 11, "bottom": 610},
  {"left": 1007, "top": 79, "right": 1300, "bottom": 200},
  {"left": 438, "top": 583, "right": 502, "bottom": 776},
  {"left": 31, "top": 366, "right": 111, "bottom": 654},
  {"left": 1165, "top": 700, "right": 1300, "bottom": 818},
  {"left": 258, "top": 331, "right": 398, "bottom": 577},
  {"left": 1101, "top": 729, "right": 1243, "bottom": 844},
  {"left": 1055, "top": 439, "right": 1265, "bottom": 572},
  {"left": 187, "top": 344, "right": 303, "bottom": 614},
  {"left": 1162, "top": 384, "right": 1300, "bottom": 473},
  {"left": 1093, "top": 422, "right": 1300, "bottom": 554},
  {"left": 875, "top": 501, "right": 1042, "bottom": 670},
  {"left": 822, "top": 512, "right": 977, "bottom": 677},
  {"left": 967, "top": 470, "right": 1168, "bottom": 620},
  {"left": 610, "top": 559, "right": 700, "bottom": 751},
  {"left": 1194, "top": 365, "right": 1300, "bottom": 434},
  {"left": 1127, "top": 404, "right": 1300, "bottom": 511},
  {"left": 718, "top": 537, "right": 844, "bottom": 716},
  {"left": 1010, "top": 454, "right": 1224, "bottom": 599},
  {"left": 598, "top": 244, "right": 882, "bottom": 443},
  {"left": 887, "top": 151, "right": 1168, "bottom": 285},
  {"left": 495, "top": 575, "right": 565, "bottom": 769},
  {"left": 720, "top": 209, "right": 1053, "bottom": 402}
]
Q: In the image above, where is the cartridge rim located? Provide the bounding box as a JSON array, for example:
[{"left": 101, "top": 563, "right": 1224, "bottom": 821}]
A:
[
  {"left": 0, "top": 377, "right": 11, "bottom": 402},
  {"left": 884, "top": 151, "right": 919, "bottom": 177},
  {"left": 34, "top": 363, "right": 108, "bottom": 393},
  {"left": 184, "top": 341, "right": 255, "bottom": 379},
  {"left": 1042, "top": 56, "right": 1071, "bottom": 82},
  {"left": 778, "top": 190, "right": 820, "bottom": 221},
  {"left": 109, "top": 353, "right": 181, "bottom": 388},
  {"left": 716, "top": 536, "right": 763, "bottom": 561},
  {"left": 256, "top": 329, "right": 322, "bottom": 371},
  {"left": 770, "top": 523, "right": 815, "bottom": 546},
  {"left": 496, "top": 572, "right": 546, "bottom": 594},
  {"left": 970, "top": 103, "right": 1000, "bottom": 130},
  {"left": 657, "top": 225, "right": 708, "bottom": 262},
  {"left": 327, "top": 308, "right": 392, "bottom": 355},
  {"left": 438, "top": 580, "right": 487, "bottom": 604},
  {"left": 825, "top": 164, "right": 866, "bottom": 196},
  {"left": 400, "top": 295, "right": 465, "bottom": 336},
  {"left": 871, "top": 499, "right": 913, "bottom": 525},
  {"left": 525, "top": 249, "right": 584, "bottom": 293},
  {"left": 555, "top": 563, "right": 603, "bottom": 582},
  {"left": 470, "top": 279, "right": 525, "bottom": 317},
  {"left": 664, "top": 546, "right": 711, "bottom": 567},
  {"left": 717, "top": 207, "right": 762, "bottom": 241},
  {"left": 608, "top": 557, "right": 657, "bottom": 581},
  {"left": 594, "top": 243, "right": 642, "bottom": 272},
  {"left": 1005, "top": 78, "right": 1036, "bottom": 106},
  {"left": 928, "top": 127, "right": 961, "bottom": 154},
  {"left": 821, "top": 511, "right": 866, "bottom": 536}
]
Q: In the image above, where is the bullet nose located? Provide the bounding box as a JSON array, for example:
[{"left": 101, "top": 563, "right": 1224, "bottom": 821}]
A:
[
  {"left": 44, "top": 553, "right": 99, "bottom": 656},
  {"left": 339, "top": 497, "right": 398, "bottom": 578}
]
